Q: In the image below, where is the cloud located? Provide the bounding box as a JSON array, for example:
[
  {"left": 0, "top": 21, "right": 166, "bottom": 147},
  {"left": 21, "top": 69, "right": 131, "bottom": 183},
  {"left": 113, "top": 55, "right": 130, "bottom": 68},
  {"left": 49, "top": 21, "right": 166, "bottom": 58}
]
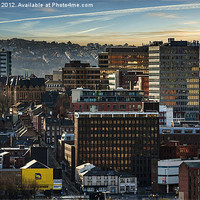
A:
[
  {"left": 147, "top": 12, "right": 178, "bottom": 18},
  {"left": 20, "top": 21, "right": 40, "bottom": 29},
  {"left": 1, "top": 3, "right": 200, "bottom": 24},
  {"left": 76, "top": 27, "right": 105, "bottom": 34},
  {"left": 67, "top": 16, "right": 114, "bottom": 26},
  {"left": 181, "top": 21, "right": 199, "bottom": 25}
]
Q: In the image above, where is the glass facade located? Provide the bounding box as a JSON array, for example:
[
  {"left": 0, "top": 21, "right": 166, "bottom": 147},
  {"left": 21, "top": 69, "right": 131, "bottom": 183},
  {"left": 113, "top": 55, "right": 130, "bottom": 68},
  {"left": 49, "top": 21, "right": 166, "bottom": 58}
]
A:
[
  {"left": 79, "top": 90, "right": 147, "bottom": 102},
  {"left": 149, "top": 44, "right": 199, "bottom": 121},
  {"left": 98, "top": 47, "right": 149, "bottom": 84}
]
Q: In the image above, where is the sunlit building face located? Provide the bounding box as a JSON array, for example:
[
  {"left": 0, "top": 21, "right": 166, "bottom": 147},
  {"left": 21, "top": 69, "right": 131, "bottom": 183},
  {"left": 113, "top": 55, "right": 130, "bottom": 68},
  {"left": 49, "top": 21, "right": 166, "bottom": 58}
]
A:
[{"left": 149, "top": 41, "right": 199, "bottom": 121}]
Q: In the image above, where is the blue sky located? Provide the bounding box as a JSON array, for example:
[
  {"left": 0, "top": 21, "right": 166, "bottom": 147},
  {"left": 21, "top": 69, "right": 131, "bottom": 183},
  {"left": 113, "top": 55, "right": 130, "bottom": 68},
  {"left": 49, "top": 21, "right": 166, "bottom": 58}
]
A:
[{"left": 1, "top": 0, "right": 200, "bottom": 45}]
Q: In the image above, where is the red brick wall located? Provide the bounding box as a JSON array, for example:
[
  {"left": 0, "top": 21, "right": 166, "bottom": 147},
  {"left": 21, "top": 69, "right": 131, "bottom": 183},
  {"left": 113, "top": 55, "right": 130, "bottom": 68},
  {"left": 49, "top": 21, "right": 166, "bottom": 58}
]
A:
[
  {"left": 177, "top": 145, "right": 199, "bottom": 159},
  {"left": 179, "top": 163, "right": 189, "bottom": 200},
  {"left": 70, "top": 102, "right": 143, "bottom": 112}
]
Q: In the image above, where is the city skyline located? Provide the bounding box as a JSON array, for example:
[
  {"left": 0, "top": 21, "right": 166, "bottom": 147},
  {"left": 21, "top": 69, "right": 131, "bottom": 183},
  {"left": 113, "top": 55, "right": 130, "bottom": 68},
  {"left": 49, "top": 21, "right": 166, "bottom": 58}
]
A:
[{"left": 1, "top": 0, "right": 200, "bottom": 45}]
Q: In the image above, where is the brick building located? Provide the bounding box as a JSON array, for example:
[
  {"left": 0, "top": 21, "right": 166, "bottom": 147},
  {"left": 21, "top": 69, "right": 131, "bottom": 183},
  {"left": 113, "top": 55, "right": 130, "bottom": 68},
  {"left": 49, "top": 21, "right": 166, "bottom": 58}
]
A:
[
  {"left": 62, "top": 61, "right": 108, "bottom": 90},
  {"left": 0, "top": 114, "right": 13, "bottom": 131},
  {"left": 153, "top": 159, "right": 200, "bottom": 194},
  {"left": 6, "top": 75, "right": 45, "bottom": 105},
  {"left": 70, "top": 88, "right": 150, "bottom": 113},
  {"left": 179, "top": 162, "right": 200, "bottom": 200},
  {"left": 160, "top": 141, "right": 200, "bottom": 160},
  {"left": 57, "top": 139, "right": 75, "bottom": 181},
  {"left": 1, "top": 145, "right": 28, "bottom": 168},
  {"left": 44, "top": 118, "right": 60, "bottom": 144},
  {"left": 159, "top": 127, "right": 200, "bottom": 147},
  {"left": 44, "top": 118, "right": 74, "bottom": 144}
]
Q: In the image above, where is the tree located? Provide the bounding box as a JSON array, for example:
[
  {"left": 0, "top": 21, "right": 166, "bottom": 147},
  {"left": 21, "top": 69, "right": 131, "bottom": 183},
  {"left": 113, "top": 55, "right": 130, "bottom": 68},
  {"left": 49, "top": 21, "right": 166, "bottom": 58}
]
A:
[
  {"left": 0, "top": 176, "right": 39, "bottom": 199},
  {"left": 21, "top": 179, "right": 40, "bottom": 199},
  {"left": 0, "top": 176, "right": 19, "bottom": 199}
]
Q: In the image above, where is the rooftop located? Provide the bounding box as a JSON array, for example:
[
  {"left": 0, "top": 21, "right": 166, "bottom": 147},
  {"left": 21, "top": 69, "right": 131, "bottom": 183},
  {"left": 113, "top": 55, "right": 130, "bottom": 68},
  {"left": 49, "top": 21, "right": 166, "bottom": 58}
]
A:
[
  {"left": 0, "top": 152, "right": 10, "bottom": 156},
  {"left": 85, "top": 167, "right": 120, "bottom": 176},
  {"left": 21, "top": 159, "right": 49, "bottom": 169},
  {"left": 184, "top": 162, "right": 200, "bottom": 168},
  {"left": 1, "top": 147, "right": 28, "bottom": 151},
  {"left": 76, "top": 163, "right": 95, "bottom": 170},
  {"left": 61, "top": 119, "right": 74, "bottom": 126},
  {"left": 158, "top": 159, "right": 200, "bottom": 167},
  {"left": 106, "top": 46, "right": 148, "bottom": 53},
  {"left": 75, "top": 111, "right": 158, "bottom": 118}
]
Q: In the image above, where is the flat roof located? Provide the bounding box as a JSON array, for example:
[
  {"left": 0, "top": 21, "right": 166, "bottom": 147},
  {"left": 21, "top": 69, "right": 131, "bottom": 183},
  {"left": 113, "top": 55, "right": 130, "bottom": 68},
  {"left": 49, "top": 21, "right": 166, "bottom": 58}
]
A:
[
  {"left": 161, "top": 127, "right": 200, "bottom": 129},
  {"left": 1, "top": 148, "right": 28, "bottom": 151},
  {"left": 158, "top": 159, "right": 200, "bottom": 167},
  {"left": 75, "top": 111, "right": 158, "bottom": 118}
]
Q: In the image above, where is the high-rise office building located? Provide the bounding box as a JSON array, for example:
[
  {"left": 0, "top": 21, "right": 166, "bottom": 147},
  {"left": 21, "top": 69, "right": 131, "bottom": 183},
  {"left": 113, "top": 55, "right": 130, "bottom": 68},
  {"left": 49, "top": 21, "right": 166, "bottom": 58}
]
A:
[
  {"left": 62, "top": 61, "right": 108, "bottom": 90},
  {"left": 74, "top": 111, "right": 159, "bottom": 186},
  {"left": 98, "top": 47, "right": 149, "bottom": 91},
  {"left": 98, "top": 47, "right": 149, "bottom": 74},
  {"left": 149, "top": 39, "right": 199, "bottom": 121},
  {"left": 0, "top": 49, "right": 11, "bottom": 76}
]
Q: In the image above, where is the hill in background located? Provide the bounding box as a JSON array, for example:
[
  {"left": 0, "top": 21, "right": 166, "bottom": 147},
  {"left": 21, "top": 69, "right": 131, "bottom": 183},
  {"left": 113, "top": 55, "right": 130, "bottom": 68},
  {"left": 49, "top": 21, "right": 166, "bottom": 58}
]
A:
[{"left": 0, "top": 38, "right": 130, "bottom": 77}]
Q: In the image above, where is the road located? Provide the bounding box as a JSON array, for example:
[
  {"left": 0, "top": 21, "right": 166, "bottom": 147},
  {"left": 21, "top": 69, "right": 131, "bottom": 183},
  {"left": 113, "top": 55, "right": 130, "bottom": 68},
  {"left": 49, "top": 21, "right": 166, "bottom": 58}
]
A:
[{"left": 48, "top": 147, "right": 80, "bottom": 195}]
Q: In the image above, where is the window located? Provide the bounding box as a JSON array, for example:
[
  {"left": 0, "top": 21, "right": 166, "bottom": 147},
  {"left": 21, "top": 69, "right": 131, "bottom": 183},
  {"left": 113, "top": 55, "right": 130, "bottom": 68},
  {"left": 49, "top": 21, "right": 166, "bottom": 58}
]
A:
[
  {"left": 113, "top": 105, "right": 117, "bottom": 110},
  {"left": 120, "top": 178, "right": 125, "bottom": 183},
  {"left": 130, "top": 178, "right": 135, "bottom": 182},
  {"left": 97, "top": 181, "right": 101, "bottom": 186},
  {"left": 120, "top": 186, "right": 125, "bottom": 191},
  {"left": 111, "top": 181, "right": 115, "bottom": 186},
  {"left": 120, "top": 105, "right": 126, "bottom": 109},
  {"left": 46, "top": 138, "right": 50, "bottom": 144}
]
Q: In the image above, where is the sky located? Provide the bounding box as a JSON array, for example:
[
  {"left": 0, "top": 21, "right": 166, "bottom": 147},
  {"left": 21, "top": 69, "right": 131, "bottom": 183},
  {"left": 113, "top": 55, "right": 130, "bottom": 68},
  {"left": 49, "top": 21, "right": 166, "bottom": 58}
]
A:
[{"left": 1, "top": 0, "right": 200, "bottom": 45}]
